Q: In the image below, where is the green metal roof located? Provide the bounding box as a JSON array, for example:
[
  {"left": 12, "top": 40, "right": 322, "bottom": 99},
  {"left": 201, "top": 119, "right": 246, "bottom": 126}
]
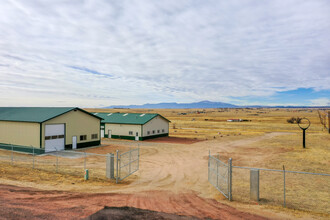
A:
[
  {"left": 0, "top": 107, "right": 102, "bottom": 123},
  {"left": 94, "top": 112, "right": 170, "bottom": 125}
]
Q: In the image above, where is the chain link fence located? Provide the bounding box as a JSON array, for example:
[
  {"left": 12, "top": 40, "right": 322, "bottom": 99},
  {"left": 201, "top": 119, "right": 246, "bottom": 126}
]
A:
[
  {"left": 209, "top": 151, "right": 330, "bottom": 215},
  {"left": 0, "top": 144, "right": 139, "bottom": 183},
  {"left": 232, "top": 166, "right": 330, "bottom": 214}
]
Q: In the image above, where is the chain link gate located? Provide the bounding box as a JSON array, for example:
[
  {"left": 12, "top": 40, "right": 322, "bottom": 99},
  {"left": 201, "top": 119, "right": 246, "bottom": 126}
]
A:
[
  {"left": 116, "top": 147, "right": 140, "bottom": 183},
  {"left": 208, "top": 150, "right": 232, "bottom": 200}
]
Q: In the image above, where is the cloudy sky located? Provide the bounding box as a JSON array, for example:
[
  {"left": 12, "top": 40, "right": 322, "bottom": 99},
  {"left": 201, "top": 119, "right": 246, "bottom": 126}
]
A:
[{"left": 0, "top": 0, "right": 329, "bottom": 107}]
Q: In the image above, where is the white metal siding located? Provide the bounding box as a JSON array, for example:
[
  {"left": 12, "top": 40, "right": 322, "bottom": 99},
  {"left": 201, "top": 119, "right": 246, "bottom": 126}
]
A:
[{"left": 142, "top": 116, "right": 169, "bottom": 136}]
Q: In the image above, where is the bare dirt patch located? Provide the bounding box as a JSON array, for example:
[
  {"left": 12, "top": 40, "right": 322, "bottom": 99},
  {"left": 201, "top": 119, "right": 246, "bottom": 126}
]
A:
[
  {"left": 80, "top": 143, "right": 132, "bottom": 154},
  {"left": 87, "top": 206, "right": 200, "bottom": 220},
  {"left": 0, "top": 184, "right": 267, "bottom": 220}
]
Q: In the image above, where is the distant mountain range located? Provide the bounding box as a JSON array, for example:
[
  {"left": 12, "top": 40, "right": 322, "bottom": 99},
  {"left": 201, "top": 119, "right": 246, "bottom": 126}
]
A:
[
  {"left": 106, "top": 101, "right": 329, "bottom": 109},
  {"left": 108, "top": 101, "right": 237, "bottom": 109}
]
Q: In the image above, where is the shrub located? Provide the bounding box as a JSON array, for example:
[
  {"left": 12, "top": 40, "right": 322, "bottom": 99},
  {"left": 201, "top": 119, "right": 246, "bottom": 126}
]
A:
[{"left": 287, "top": 117, "right": 302, "bottom": 124}]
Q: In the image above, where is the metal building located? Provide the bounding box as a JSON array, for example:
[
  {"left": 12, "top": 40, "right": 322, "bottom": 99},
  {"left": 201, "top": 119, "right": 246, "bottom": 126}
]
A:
[
  {"left": 94, "top": 113, "right": 170, "bottom": 141},
  {"left": 0, "top": 107, "right": 102, "bottom": 153}
]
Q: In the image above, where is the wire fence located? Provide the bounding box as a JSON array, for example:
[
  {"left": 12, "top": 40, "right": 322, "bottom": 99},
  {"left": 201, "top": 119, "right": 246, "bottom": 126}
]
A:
[
  {"left": 0, "top": 144, "right": 140, "bottom": 183},
  {"left": 208, "top": 152, "right": 232, "bottom": 200},
  {"left": 232, "top": 166, "right": 330, "bottom": 214},
  {"left": 116, "top": 147, "right": 140, "bottom": 183},
  {"left": 208, "top": 151, "right": 330, "bottom": 214}
]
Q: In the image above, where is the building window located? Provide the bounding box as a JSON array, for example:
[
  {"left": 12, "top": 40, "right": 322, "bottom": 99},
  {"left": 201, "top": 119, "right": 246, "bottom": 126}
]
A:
[
  {"left": 147, "top": 131, "right": 150, "bottom": 135},
  {"left": 129, "top": 131, "right": 133, "bottom": 135},
  {"left": 45, "top": 136, "right": 51, "bottom": 140},
  {"left": 58, "top": 135, "right": 65, "bottom": 139},
  {"left": 162, "top": 129, "right": 165, "bottom": 133},
  {"left": 51, "top": 135, "right": 58, "bottom": 139},
  {"left": 91, "top": 134, "right": 98, "bottom": 139},
  {"left": 157, "top": 130, "right": 160, "bottom": 133},
  {"left": 80, "top": 135, "right": 87, "bottom": 141},
  {"left": 152, "top": 130, "right": 155, "bottom": 134}
]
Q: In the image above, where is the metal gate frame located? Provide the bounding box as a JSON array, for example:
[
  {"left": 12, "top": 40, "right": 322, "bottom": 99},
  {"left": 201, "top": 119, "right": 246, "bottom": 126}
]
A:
[
  {"left": 208, "top": 150, "right": 232, "bottom": 201},
  {"left": 116, "top": 147, "right": 140, "bottom": 183}
]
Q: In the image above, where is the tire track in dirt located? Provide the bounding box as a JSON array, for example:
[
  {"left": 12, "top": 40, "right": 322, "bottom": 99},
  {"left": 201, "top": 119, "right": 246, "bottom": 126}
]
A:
[{"left": 0, "top": 133, "right": 292, "bottom": 219}]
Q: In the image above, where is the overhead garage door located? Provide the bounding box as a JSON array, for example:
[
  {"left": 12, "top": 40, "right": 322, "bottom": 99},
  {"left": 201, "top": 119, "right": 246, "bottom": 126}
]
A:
[{"left": 45, "top": 124, "right": 65, "bottom": 152}]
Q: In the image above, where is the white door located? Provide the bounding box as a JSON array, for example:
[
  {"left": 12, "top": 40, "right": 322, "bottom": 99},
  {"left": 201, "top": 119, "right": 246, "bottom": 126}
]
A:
[
  {"left": 72, "top": 136, "right": 77, "bottom": 149},
  {"left": 108, "top": 130, "right": 112, "bottom": 138},
  {"left": 45, "top": 124, "right": 65, "bottom": 152},
  {"left": 135, "top": 132, "right": 139, "bottom": 141},
  {"left": 101, "top": 129, "right": 105, "bottom": 138}
]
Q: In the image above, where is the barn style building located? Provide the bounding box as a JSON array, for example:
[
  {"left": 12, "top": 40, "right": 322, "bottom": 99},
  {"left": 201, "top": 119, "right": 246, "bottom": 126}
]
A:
[
  {"left": 94, "top": 113, "right": 170, "bottom": 140},
  {"left": 0, "top": 107, "right": 102, "bottom": 153}
]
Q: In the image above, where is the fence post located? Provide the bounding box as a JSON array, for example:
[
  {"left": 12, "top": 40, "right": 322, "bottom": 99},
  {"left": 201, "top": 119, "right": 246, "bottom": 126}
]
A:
[
  {"left": 228, "top": 158, "right": 232, "bottom": 201},
  {"left": 56, "top": 148, "right": 58, "bottom": 173},
  {"left": 106, "top": 153, "right": 115, "bottom": 179},
  {"left": 328, "top": 111, "right": 330, "bottom": 134},
  {"left": 208, "top": 150, "right": 210, "bottom": 182},
  {"left": 137, "top": 145, "right": 140, "bottom": 170},
  {"left": 283, "top": 165, "right": 286, "bottom": 207},
  {"left": 129, "top": 147, "right": 132, "bottom": 174},
  {"left": 32, "top": 146, "right": 35, "bottom": 169},
  {"left": 11, "top": 144, "right": 13, "bottom": 165},
  {"left": 116, "top": 150, "right": 119, "bottom": 184},
  {"left": 250, "top": 169, "right": 260, "bottom": 202},
  {"left": 216, "top": 159, "right": 219, "bottom": 188},
  {"left": 84, "top": 152, "right": 86, "bottom": 171}
]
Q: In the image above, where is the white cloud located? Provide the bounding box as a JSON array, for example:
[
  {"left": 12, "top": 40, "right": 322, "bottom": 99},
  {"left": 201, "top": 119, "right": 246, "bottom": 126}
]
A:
[
  {"left": 0, "top": 0, "right": 329, "bottom": 107},
  {"left": 310, "top": 98, "right": 330, "bottom": 106}
]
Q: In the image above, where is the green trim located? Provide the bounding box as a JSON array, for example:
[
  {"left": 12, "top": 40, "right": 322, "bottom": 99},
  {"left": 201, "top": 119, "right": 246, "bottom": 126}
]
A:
[
  {"left": 109, "top": 133, "right": 168, "bottom": 141},
  {"left": 140, "top": 133, "right": 168, "bottom": 140},
  {"left": 109, "top": 134, "right": 136, "bottom": 140},
  {"left": 42, "top": 108, "right": 102, "bottom": 123},
  {"left": 0, "top": 143, "right": 45, "bottom": 155},
  {"left": 73, "top": 108, "right": 103, "bottom": 120},
  {"left": 65, "top": 140, "right": 100, "bottom": 149},
  {"left": 0, "top": 120, "right": 38, "bottom": 123},
  {"left": 143, "top": 114, "right": 171, "bottom": 124}
]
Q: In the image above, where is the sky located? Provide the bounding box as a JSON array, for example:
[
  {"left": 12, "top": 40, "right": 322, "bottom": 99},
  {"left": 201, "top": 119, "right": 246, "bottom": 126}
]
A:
[{"left": 0, "top": 0, "right": 329, "bottom": 107}]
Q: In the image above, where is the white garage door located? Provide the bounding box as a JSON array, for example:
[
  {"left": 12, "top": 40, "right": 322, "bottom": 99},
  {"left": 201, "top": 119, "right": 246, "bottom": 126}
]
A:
[{"left": 45, "top": 124, "right": 65, "bottom": 152}]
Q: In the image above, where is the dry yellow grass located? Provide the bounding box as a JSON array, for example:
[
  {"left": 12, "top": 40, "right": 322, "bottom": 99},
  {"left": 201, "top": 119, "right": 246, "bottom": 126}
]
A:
[
  {"left": 86, "top": 107, "right": 328, "bottom": 138},
  {"left": 0, "top": 108, "right": 329, "bottom": 218},
  {"left": 86, "top": 107, "right": 330, "bottom": 216}
]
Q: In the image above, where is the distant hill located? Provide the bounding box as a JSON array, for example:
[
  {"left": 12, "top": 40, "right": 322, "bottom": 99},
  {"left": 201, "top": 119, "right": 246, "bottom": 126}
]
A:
[{"left": 107, "top": 101, "right": 238, "bottom": 109}]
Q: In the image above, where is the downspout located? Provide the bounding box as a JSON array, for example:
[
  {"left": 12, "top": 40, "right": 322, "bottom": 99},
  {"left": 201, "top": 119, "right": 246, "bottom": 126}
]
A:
[{"left": 39, "top": 123, "right": 42, "bottom": 148}]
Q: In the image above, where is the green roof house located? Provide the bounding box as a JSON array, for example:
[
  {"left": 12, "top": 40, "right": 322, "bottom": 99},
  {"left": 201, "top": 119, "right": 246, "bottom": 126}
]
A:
[
  {"left": 94, "top": 112, "right": 170, "bottom": 141},
  {"left": 0, "top": 107, "right": 102, "bottom": 154}
]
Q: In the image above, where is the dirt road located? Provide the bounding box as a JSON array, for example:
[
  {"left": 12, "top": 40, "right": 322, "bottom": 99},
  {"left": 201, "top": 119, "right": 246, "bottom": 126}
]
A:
[{"left": 0, "top": 133, "right": 294, "bottom": 219}]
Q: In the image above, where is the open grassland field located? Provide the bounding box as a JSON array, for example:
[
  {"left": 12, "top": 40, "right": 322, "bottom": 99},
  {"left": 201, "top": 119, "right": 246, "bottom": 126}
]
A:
[
  {"left": 87, "top": 107, "right": 329, "bottom": 138},
  {"left": 0, "top": 108, "right": 329, "bottom": 219}
]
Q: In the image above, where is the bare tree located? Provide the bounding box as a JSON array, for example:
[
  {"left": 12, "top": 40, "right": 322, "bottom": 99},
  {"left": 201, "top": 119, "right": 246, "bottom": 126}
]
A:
[{"left": 317, "top": 110, "right": 327, "bottom": 129}]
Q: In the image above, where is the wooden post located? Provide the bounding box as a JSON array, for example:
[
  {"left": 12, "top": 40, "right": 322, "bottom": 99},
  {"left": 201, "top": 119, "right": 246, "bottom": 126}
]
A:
[{"left": 328, "top": 111, "right": 330, "bottom": 134}]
